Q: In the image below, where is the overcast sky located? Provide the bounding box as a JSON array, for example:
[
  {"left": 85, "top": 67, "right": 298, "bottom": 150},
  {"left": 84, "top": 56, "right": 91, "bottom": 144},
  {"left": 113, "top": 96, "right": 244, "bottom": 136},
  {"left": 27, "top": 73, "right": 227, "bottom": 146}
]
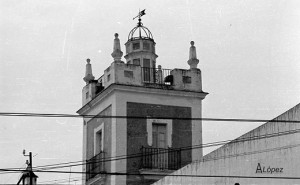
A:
[{"left": 1, "top": 0, "right": 300, "bottom": 184}]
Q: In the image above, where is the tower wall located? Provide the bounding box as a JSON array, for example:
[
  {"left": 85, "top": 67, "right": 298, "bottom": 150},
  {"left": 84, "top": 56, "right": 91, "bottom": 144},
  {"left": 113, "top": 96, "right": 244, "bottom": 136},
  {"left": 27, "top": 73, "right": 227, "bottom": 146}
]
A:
[
  {"left": 86, "top": 106, "right": 112, "bottom": 171},
  {"left": 78, "top": 19, "right": 207, "bottom": 185},
  {"left": 126, "top": 102, "right": 193, "bottom": 172},
  {"left": 110, "top": 85, "right": 205, "bottom": 185}
]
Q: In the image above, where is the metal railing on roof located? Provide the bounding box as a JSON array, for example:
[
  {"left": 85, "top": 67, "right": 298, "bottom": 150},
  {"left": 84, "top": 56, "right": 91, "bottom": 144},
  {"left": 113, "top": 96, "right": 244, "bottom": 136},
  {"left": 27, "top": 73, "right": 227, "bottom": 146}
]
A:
[{"left": 141, "top": 67, "right": 171, "bottom": 85}]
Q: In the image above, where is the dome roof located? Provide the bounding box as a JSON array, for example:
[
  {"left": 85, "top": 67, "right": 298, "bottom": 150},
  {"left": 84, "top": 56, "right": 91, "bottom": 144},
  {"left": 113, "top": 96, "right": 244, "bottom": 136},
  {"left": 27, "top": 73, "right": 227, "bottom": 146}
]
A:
[{"left": 128, "top": 20, "right": 154, "bottom": 41}]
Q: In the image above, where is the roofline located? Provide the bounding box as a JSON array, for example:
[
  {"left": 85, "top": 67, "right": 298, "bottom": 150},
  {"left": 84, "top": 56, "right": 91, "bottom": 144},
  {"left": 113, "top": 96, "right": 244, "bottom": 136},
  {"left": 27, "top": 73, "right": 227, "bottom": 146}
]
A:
[{"left": 77, "top": 83, "right": 208, "bottom": 115}]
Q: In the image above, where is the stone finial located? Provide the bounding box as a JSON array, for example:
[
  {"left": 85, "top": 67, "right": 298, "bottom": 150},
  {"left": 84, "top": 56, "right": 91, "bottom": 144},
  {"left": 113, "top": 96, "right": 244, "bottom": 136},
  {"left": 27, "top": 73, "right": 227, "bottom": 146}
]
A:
[
  {"left": 83, "top": 58, "right": 95, "bottom": 83},
  {"left": 111, "top": 33, "right": 123, "bottom": 62},
  {"left": 187, "top": 41, "right": 199, "bottom": 69}
]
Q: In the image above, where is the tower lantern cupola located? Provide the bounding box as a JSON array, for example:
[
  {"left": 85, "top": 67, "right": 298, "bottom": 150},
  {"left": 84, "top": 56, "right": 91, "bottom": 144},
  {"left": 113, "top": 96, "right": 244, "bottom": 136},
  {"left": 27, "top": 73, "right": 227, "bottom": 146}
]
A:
[{"left": 124, "top": 9, "right": 158, "bottom": 69}]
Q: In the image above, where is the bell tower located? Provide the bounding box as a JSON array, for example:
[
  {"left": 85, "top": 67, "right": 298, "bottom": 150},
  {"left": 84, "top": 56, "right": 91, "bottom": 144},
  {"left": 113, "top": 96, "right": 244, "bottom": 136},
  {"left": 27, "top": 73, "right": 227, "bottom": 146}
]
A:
[{"left": 77, "top": 10, "right": 208, "bottom": 185}]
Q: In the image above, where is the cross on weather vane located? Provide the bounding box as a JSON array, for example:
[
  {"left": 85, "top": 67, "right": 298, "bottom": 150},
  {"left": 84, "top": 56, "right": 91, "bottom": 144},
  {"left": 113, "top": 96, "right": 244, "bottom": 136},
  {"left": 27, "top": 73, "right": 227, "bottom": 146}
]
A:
[{"left": 133, "top": 9, "right": 146, "bottom": 21}]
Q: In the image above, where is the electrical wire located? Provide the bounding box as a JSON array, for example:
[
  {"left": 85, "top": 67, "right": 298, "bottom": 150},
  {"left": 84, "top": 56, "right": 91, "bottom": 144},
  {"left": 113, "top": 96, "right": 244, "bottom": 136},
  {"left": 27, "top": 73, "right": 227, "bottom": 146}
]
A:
[
  {"left": 0, "top": 112, "right": 299, "bottom": 123},
  {"left": 0, "top": 168, "right": 300, "bottom": 180},
  {"left": 2, "top": 128, "right": 298, "bottom": 177},
  {"left": 1, "top": 130, "right": 299, "bottom": 184},
  {"left": 35, "top": 128, "right": 300, "bottom": 171},
  {"left": 32, "top": 128, "right": 300, "bottom": 171},
  {"left": 1, "top": 112, "right": 298, "bottom": 183},
  {"left": 1, "top": 163, "right": 26, "bottom": 185},
  {"left": 38, "top": 176, "right": 82, "bottom": 184}
]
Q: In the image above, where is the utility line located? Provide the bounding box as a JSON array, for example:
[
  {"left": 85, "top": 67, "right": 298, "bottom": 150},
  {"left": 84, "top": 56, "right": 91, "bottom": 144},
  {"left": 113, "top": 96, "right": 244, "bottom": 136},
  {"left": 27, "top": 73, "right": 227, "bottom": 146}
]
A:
[
  {"left": 2, "top": 141, "right": 300, "bottom": 183},
  {"left": 2, "top": 128, "right": 298, "bottom": 173},
  {"left": 35, "top": 128, "right": 300, "bottom": 170},
  {"left": 38, "top": 176, "right": 82, "bottom": 184},
  {"left": 32, "top": 128, "right": 300, "bottom": 171},
  {"left": 36, "top": 142, "right": 300, "bottom": 172},
  {"left": 0, "top": 168, "right": 300, "bottom": 180},
  {"left": 0, "top": 112, "right": 299, "bottom": 123}
]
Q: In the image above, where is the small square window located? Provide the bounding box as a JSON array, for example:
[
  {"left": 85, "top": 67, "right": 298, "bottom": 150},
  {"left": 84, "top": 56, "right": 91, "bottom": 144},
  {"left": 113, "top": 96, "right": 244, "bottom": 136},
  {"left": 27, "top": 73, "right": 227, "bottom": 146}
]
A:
[
  {"left": 183, "top": 76, "right": 191, "bottom": 83},
  {"left": 133, "top": 42, "right": 140, "bottom": 50},
  {"left": 143, "top": 59, "right": 150, "bottom": 67},
  {"left": 124, "top": 70, "right": 133, "bottom": 78},
  {"left": 143, "top": 42, "right": 150, "bottom": 50},
  {"left": 133, "top": 58, "right": 140, "bottom": 65}
]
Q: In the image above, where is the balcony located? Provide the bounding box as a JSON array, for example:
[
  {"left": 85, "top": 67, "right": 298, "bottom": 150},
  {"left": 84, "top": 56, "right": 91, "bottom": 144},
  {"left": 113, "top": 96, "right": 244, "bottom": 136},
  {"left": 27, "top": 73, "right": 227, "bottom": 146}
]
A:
[
  {"left": 141, "top": 67, "right": 171, "bottom": 85},
  {"left": 86, "top": 151, "right": 105, "bottom": 182},
  {"left": 98, "top": 64, "right": 173, "bottom": 91},
  {"left": 140, "top": 147, "right": 181, "bottom": 171}
]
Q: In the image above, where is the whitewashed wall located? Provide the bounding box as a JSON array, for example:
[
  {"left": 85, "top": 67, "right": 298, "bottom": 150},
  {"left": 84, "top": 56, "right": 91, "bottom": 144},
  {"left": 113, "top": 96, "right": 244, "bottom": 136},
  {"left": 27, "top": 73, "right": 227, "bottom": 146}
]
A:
[{"left": 152, "top": 104, "right": 300, "bottom": 185}]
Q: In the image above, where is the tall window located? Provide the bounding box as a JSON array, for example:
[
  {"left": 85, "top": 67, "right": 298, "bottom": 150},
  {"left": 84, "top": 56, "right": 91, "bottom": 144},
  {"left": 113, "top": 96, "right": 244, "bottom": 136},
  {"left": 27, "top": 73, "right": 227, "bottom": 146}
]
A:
[
  {"left": 126, "top": 44, "right": 130, "bottom": 54},
  {"left": 143, "top": 59, "right": 151, "bottom": 82},
  {"left": 94, "top": 125, "right": 104, "bottom": 155},
  {"left": 152, "top": 124, "right": 167, "bottom": 148},
  {"left": 152, "top": 124, "right": 168, "bottom": 169},
  {"left": 147, "top": 119, "right": 172, "bottom": 147},
  {"left": 95, "top": 131, "right": 102, "bottom": 154}
]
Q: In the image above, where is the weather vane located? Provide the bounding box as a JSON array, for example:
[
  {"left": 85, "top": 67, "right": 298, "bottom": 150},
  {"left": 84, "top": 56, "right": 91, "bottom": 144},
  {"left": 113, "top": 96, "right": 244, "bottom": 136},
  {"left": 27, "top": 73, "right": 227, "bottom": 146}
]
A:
[{"left": 133, "top": 9, "right": 146, "bottom": 21}]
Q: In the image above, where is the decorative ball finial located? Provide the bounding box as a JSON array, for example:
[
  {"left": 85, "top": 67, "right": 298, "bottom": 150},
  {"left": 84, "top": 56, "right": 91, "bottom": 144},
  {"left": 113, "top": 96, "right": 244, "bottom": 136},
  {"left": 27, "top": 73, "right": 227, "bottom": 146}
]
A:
[
  {"left": 83, "top": 58, "right": 95, "bottom": 83},
  {"left": 111, "top": 33, "right": 123, "bottom": 62},
  {"left": 187, "top": 41, "right": 199, "bottom": 70}
]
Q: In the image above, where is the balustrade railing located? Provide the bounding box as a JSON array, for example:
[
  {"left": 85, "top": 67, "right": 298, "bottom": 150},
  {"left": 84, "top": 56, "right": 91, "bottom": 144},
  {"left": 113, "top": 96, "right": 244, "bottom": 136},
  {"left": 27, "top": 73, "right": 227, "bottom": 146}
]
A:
[
  {"left": 140, "top": 147, "right": 181, "bottom": 170},
  {"left": 86, "top": 151, "right": 105, "bottom": 181},
  {"left": 141, "top": 67, "right": 171, "bottom": 85}
]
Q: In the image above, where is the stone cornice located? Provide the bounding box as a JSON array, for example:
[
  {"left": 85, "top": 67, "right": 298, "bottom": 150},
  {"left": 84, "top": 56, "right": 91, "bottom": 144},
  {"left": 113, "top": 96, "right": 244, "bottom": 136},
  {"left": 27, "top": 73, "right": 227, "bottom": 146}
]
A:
[{"left": 77, "top": 83, "right": 208, "bottom": 115}]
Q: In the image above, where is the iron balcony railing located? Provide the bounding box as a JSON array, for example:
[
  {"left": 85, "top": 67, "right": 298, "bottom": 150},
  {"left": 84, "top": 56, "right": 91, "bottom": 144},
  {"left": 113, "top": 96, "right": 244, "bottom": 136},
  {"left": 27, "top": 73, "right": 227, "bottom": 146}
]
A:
[
  {"left": 86, "top": 151, "right": 105, "bottom": 182},
  {"left": 141, "top": 67, "right": 171, "bottom": 85},
  {"left": 140, "top": 146, "right": 181, "bottom": 170}
]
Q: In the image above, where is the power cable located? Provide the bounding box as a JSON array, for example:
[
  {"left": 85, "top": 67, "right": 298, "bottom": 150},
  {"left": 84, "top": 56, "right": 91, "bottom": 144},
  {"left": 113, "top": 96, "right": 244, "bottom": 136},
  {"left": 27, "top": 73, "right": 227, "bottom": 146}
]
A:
[
  {"left": 33, "top": 128, "right": 300, "bottom": 171},
  {"left": 38, "top": 176, "right": 82, "bottom": 184},
  {"left": 0, "top": 112, "right": 299, "bottom": 123},
  {"left": 2, "top": 162, "right": 26, "bottom": 184},
  {"left": 2, "top": 128, "right": 297, "bottom": 174},
  {"left": 1, "top": 141, "right": 299, "bottom": 183},
  {"left": 34, "top": 128, "right": 300, "bottom": 171},
  {"left": 0, "top": 168, "right": 300, "bottom": 180}
]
